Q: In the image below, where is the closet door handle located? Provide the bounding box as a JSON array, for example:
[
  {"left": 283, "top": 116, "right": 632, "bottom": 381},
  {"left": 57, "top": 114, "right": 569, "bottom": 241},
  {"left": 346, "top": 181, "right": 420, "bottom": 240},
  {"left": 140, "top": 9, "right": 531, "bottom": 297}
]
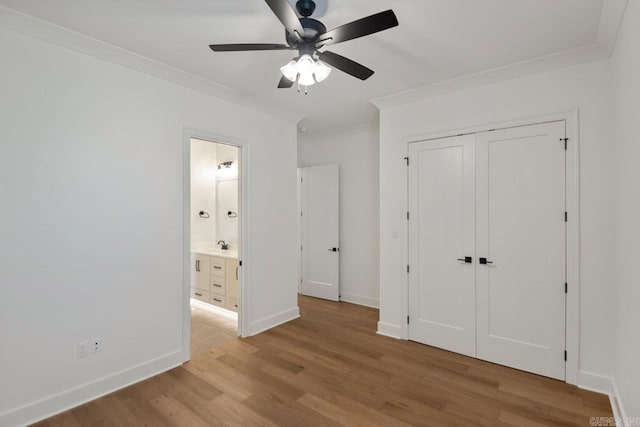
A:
[
  {"left": 479, "top": 258, "right": 493, "bottom": 265},
  {"left": 457, "top": 257, "right": 473, "bottom": 263},
  {"left": 196, "top": 260, "right": 200, "bottom": 272},
  {"left": 236, "top": 266, "right": 238, "bottom": 280}
]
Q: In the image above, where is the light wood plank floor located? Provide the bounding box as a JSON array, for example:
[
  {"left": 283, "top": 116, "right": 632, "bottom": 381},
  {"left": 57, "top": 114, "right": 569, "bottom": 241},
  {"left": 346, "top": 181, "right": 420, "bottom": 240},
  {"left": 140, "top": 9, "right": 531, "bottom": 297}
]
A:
[
  {"left": 35, "top": 296, "right": 612, "bottom": 426},
  {"left": 190, "top": 304, "right": 237, "bottom": 356}
]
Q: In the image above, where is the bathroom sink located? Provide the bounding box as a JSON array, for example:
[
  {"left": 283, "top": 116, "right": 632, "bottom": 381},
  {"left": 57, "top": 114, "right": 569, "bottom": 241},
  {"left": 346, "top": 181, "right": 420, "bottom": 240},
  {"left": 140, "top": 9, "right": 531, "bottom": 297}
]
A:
[{"left": 191, "top": 248, "right": 238, "bottom": 258}]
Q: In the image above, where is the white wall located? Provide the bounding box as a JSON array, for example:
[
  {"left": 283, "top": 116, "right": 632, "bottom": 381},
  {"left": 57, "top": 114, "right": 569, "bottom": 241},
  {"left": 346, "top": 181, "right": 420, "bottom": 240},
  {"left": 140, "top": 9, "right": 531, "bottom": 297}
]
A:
[
  {"left": 298, "top": 125, "right": 380, "bottom": 308},
  {"left": 610, "top": 0, "right": 640, "bottom": 418},
  {"left": 375, "top": 59, "right": 616, "bottom": 380},
  {"left": 0, "top": 26, "right": 299, "bottom": 426},
  {"left": 190, "top": 138, "right": 217, "bottom": 246},
  {"left": 215, "top": 143, "right": 239, "bottom": 247}
]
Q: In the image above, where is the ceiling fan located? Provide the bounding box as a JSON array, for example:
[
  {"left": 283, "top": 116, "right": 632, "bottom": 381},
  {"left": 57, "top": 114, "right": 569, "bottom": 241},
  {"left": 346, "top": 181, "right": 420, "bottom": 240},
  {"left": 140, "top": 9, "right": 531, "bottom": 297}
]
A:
[{"left": 209, "top": 0, "right": 399, "bottom": 92}]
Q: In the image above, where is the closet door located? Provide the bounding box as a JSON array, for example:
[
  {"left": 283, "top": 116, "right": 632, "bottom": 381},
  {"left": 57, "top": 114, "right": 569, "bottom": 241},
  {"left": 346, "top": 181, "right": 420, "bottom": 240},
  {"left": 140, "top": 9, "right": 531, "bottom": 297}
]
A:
[
  {"left": 300, "top": 165, "right": 340, "bottom": 301},
  {"left": 476, "top": 121, "right": 566, "bottom": 380},
  {"left": 408, "top": 135, "right": 476, "bottom": 357}
]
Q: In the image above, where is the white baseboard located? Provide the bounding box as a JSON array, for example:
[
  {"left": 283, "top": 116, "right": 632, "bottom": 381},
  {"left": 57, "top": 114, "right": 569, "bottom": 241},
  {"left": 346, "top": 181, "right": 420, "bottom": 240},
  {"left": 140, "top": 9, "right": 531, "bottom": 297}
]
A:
[
  {"left": 610, "top": 380, "right": 629, "bottom": 427},
  {"left": 578, "top": 370, "right": 613, "bottom": 394},
  {"left": 578, "top": 370, "right": 629, "bottom": 427},
  {"left": 0, "top": 350, "right": 184, "bottom": 427},
  {"left": 376, "top": 321, "right": 402, "bottom": 339},
  {"left": 340, "top": 292, "right": 379, "bottom": 309},
  {"left": 248, "top": 306, "right": 300, "bottom": 336}
]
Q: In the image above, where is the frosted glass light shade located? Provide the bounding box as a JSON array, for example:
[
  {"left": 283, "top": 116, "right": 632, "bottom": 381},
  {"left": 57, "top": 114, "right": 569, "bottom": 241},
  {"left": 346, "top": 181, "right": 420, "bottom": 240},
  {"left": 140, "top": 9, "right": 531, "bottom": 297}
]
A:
[
  {"left": 297, "top": 55, "right": 314, "bottom": 75},
  {"left": 280, "top": 60, "right": 298, "bottom": 82},
  {"left": 314, "top": 60, "right": 331, "bottom": 82},
  {"left": 297, "top": 55, "right": 316, "bottom": 86},
  {"left": 298, "top": 72, "right": 316, "bottom": 86}
]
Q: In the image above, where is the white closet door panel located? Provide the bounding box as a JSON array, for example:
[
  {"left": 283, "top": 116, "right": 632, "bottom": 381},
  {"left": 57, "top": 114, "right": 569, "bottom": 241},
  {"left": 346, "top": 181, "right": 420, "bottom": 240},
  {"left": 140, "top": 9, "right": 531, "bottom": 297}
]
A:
[
  {"left": 476, "top": 121, "right": 566, "bottom": 380},
  {"left": 408, "top": 136, "right": 476, "bottom": 357}
]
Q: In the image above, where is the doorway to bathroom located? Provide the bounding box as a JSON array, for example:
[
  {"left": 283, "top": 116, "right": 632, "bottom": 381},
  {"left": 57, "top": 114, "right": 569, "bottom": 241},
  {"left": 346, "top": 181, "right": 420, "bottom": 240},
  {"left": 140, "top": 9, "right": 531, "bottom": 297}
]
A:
[{"left": 187, "top": 136, "right": 243, "bottom": 357}]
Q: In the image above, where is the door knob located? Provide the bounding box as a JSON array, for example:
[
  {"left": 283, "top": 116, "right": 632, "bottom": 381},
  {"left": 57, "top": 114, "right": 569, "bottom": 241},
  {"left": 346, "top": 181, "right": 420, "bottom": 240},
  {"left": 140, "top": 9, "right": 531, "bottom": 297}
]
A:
[
  {"left": 328, "top": 247, "right": 339, "bottom": 252},
  {"left": 479, "top": 257, "right": 493, "bottom": 265},
  {"left": 457, "top": 257, "right": 473, "bottom": 263}
]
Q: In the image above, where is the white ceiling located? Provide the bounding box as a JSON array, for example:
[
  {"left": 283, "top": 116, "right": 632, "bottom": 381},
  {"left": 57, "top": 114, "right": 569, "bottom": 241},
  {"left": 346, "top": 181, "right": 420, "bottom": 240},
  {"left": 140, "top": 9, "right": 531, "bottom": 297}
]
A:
[{"left": 0, "top": 0, "right": 619, "bottom": 133}]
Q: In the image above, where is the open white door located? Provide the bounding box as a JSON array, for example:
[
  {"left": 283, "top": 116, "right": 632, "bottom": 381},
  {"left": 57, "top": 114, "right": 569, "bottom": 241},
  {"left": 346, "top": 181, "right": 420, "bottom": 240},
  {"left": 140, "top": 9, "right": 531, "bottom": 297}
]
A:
[
  {"left": 300, "top": 165, "right": 340, "bottom": 301},
  {"left": 476, "top": 121, "right": 566, "bottom": 380},
  {"left": 408, "top": 135, "right": 477, "bottom": 357}
]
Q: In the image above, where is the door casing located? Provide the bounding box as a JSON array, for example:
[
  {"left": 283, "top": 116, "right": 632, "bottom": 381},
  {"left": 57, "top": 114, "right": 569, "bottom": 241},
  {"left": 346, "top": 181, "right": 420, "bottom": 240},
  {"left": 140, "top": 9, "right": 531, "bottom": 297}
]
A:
[{"left": 181, "top": 128, "right": 250, "bottom": 364}]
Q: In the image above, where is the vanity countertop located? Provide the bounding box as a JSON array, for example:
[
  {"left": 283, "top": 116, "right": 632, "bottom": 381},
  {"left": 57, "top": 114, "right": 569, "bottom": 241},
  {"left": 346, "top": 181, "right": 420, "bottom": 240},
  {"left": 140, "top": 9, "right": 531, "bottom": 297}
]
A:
[{"left": 191, "top": 248, "right": 238, "bottom": 259}]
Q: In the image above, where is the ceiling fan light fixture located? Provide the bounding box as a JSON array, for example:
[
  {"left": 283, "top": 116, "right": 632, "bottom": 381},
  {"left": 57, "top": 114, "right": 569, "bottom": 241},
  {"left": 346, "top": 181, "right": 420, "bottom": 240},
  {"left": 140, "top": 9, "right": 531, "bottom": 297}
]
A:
[
  {"left": 280, "top": 59, "right": 298, "bottom": 82},
  {"left": 281, "top": 55, "right": 332, "bottom": 87}
]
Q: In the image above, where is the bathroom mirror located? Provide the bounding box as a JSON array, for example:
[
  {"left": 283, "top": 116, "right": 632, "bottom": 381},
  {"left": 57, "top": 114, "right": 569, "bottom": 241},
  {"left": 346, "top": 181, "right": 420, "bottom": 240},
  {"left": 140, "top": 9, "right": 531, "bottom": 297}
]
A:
[{"left": 216, "top": 179, "right": 238, "bottom": 244}]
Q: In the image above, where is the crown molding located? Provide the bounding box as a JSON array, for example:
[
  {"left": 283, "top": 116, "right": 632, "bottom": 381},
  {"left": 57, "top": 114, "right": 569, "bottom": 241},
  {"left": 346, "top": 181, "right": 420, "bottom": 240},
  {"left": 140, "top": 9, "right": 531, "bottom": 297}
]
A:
[
  {"left": 371, "top": 0, "right": 628, "bottom": 110},
  {"left": 0, "top": 5, "right": 305, "bottom": 124},
  {"left": 298, "top": 120, "right": 379, "bottom": 141}
]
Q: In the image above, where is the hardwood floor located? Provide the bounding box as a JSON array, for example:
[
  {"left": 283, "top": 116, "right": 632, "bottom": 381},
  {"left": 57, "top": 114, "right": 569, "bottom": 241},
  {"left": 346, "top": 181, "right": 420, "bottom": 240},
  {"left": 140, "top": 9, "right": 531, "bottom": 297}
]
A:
[
  {"left": 34, "top": 296, "right": 612, "bottom": 426},
  {"left": 190, "top": 303, "right": 237, "bottom": 356}
]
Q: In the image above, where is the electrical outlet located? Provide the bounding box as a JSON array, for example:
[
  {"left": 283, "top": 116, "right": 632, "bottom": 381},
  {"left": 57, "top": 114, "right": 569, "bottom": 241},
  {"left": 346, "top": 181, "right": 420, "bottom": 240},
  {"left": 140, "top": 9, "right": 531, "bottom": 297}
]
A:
[
  {"left": 91, "top": 338, "right": 102, "bottom": 353},
  {"left": 77, "top": 341, "right": 90, "bottom": 358}
]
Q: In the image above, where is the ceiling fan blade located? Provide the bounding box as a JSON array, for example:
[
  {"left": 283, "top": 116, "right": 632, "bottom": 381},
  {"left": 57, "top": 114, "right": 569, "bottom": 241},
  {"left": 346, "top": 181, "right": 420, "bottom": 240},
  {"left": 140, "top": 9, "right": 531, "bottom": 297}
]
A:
[
  {"left": 209, "top": 43, "right": 293, "bottom": 52},
  {"left": 317, "top": 10, "right": 398, "bottom": 46},
  {"left": 318, "top": 51, "right": 374, "bottom": 80},
  {"left": 264, "top": 0, "right": 305, "bottom": 39},
  {"left": 278, "top": 75, "right": 294, "bottom": 88}
]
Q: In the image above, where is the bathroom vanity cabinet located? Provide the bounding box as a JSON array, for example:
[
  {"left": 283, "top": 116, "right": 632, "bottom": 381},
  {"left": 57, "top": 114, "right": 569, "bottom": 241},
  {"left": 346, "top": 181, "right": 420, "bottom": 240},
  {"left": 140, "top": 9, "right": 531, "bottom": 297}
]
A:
[{"left": 190, "top": 251, "right": 239, "bottom": 312}]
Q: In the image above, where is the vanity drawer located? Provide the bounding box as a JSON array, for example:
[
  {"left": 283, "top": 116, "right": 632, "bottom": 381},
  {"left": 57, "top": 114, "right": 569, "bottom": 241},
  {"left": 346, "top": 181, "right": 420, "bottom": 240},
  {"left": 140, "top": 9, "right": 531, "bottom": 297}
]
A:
[
  {"left": 190, "top": 288, "right": 209, "bottom": 303},
  {"left": 211, "top": 257, "right": 226, "bottom": 277},
  {"left": 226, "top": 297, "right": 238, "bottom": 312},
  {"left": 210, "top": 295, "right": 226, "bottom": 308},
  {"left": 211, "top": 278, "right": 226, "bottom": 296}
]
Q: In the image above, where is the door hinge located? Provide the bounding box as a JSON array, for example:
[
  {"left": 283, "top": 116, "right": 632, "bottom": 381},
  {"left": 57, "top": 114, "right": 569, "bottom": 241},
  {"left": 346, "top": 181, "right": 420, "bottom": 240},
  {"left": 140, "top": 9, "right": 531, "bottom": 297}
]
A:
[
  {"left": 239, "top": 260, "right": 243, "bottom": 267},
  {"left": 560, "top": 137, "right": 569, "bottom": 150},
  {"left": 564, "top": 350, "right": 567, "bottom": 361},
  {"left": 407, "top": 265, "right": 410, "bottom": 274},
  {"left": 407, "top": 211, "right": 410, "bottom": 220},
  {"left": 565, "top": 282, "right": 568, "bottom": 293},
  {"left": 404, "top": 156, "right": 409, "bottom": 166},
  {"left": 565, "top": 211, "right": 568, "bottom": 222},
  {"left": 407, "top": 315, "right": 410, "bottom": 324}
]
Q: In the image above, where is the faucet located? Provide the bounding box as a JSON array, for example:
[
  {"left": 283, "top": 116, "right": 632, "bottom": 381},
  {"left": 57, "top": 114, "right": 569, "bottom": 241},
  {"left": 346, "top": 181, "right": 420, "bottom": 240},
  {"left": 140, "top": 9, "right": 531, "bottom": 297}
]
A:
[{"left": 217, "top": 240, "right": 229, "bottom": 250}]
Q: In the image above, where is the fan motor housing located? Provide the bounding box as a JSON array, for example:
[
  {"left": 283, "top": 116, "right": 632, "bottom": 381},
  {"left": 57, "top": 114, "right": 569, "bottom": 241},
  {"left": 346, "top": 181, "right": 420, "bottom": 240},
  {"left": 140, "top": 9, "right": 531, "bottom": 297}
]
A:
[{"left": 286, "top": 17, "right": 327, "bottom": 46}]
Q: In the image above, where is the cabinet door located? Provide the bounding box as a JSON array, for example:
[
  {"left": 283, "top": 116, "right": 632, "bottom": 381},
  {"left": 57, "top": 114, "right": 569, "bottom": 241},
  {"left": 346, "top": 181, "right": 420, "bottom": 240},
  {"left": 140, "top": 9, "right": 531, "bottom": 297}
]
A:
[
  {"left": 191, "top": 254, "right": 210, "bottom": 291},
  {"left": 408, "top": 135, "right": 477, "bottom": 357},
  {"left": 226, "top": 259, "right": 238, "bottom": 299}
]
